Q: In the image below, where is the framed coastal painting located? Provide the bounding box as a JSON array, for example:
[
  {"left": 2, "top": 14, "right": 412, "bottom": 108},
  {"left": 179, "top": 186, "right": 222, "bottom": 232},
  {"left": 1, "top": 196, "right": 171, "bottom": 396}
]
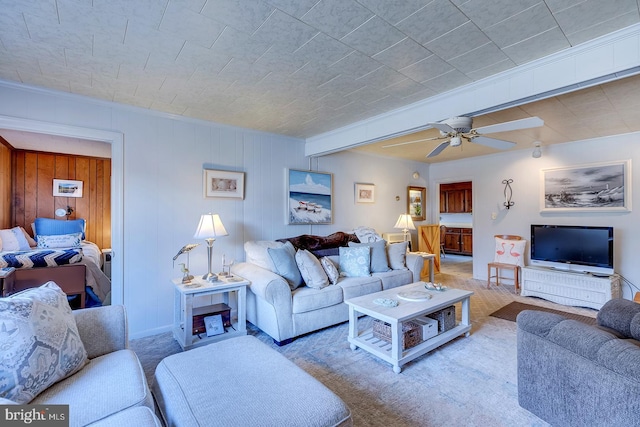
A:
[
  {"left": 204, "top": 169, "right": 245, "bottom": 199},
  {"left": 287, "top": 169, "right": 333, "bottom": 225},
  {"left": 53, "top": 179, "right": 83, "bottom": 198},
  {"left": 355, "top": 183, "right": 375, "bottom": 203},
  {"left": 408, "top": 186, "right": 426, "bottom": 221},
  {"left": 540, "top": 160, "right": 631, "bottom": 213}
]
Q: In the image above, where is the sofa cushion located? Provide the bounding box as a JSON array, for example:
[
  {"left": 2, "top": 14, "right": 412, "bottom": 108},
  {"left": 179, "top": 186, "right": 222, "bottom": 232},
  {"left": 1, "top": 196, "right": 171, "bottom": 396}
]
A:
[
  {"left": 349, "top": 240, "right": 390, "bottom": 273},
  {"left": 387, "top": 241, "right": 409, "bottom": 270},
  {"left": 292, "top": 285, "right": 344, "bottom": 314},
  {"left": 339, "top": 246, "right": 371, "bottom": 277},
  {"left": 0, "top": 282, "right": 88, "bottom": 404},
  {"left": 373, "top": 269, "right": 414, "bottom": 290},
  {"left": 32, "top": 348, "right": 153, "bottom": 426},
  {"left": 338, "top": 276, "right": 382, "bottom": 300},
  {"left": 244, "top": 240, "right": 285, "bottom": 271},
  {"left": 320, "top": 257, "right": 340, "bottom": 285},
  {"left": 267, "top": 241, "right": 303, "bottom": 290},
  {"left": 597, "top": 298, "right": 640, "bottom": 339},
  {"left": 295, "top": 249, "right": 329, "bottom": 289},
  {"left": 88, "top": 406, "right": 162, "bottom": 427}
]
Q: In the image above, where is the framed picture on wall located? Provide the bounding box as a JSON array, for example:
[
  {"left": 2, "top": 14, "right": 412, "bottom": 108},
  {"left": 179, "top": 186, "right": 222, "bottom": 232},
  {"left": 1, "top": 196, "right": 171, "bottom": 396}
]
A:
[
  {"left": 287, "top": 169, "right": 332, "bottom": 225},
  {"left": 53, "top": 179, "right": 83, "bottom": 198},
  {"left": 203, "top": 169, "right": 245, "bottom": 199},
  {"left": 408, "top": 186, "right": 426, "bottom": 220},
  {"left": 540, "top": 160, "right": 631, "bottom": 212},
  {"left": 355, "top": 183, "right": 375, "bottom": 203}
]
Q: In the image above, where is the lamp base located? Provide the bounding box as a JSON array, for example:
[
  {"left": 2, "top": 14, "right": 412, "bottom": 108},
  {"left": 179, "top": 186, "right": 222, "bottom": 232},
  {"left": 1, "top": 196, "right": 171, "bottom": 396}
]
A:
[{"left": 203, "top": 272, "right": 220, "bottom": 282}]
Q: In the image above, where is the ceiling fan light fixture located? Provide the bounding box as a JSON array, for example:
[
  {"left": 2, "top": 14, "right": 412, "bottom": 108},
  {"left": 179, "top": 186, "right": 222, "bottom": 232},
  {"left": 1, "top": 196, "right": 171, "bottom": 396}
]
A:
[
  {"left": 532, "top": 141, "right": 542, "bottom": 158},
  {"left": 450, "top": 136, "right": 462, "bottom": 147}
]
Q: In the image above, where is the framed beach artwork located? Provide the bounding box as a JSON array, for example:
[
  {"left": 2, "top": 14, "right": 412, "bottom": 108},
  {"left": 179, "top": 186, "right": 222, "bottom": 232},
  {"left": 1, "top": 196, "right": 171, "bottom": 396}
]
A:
[
  {"left": 53, "top": 179, "right": 83, "bottom": 198},
  {"left": 204, "top": 169, "right": 245, "bottom": 199},
  {"left": 540, "top": 160, "right": 631, "bottom": 213},
  {"left": 287, "top": 169, "right": 333, "bottom": 225},
  {"left": 355, "top": 183, "right": 375, "bottom": 203}
]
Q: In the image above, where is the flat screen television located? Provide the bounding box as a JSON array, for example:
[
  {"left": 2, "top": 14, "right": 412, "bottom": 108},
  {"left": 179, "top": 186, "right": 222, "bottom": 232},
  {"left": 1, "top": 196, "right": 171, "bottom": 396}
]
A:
[{"left": 530, "top": 224, "right": 614, "bottom": 276}]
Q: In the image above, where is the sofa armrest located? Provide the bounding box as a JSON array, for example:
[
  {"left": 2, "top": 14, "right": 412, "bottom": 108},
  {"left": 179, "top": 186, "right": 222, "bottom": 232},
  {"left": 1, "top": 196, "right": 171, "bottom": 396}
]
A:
[
  {"left": 73, "top": 305, "right": 128, "bottom": 359},
  {"left": 406, "top": 253, "right": 425, "bottom": 282},
  {"left": 597, "top": 298, "right": 640, "bottom": 338},
  {"left": 232, "top": 263, "right": 293, "bottom": 313}
]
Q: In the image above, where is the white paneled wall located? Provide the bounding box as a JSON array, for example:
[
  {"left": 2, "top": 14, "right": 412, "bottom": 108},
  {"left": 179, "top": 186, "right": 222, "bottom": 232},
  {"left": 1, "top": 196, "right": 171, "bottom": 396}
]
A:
[{"left": 0, "top": 82, "right": 428, "bottom": 337}]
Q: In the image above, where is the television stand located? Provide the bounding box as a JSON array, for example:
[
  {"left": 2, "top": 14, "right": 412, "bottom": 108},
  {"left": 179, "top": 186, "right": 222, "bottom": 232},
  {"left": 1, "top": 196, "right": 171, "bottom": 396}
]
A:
[{"left": 521, "top": 266, "right": 621, "bottom": 310}]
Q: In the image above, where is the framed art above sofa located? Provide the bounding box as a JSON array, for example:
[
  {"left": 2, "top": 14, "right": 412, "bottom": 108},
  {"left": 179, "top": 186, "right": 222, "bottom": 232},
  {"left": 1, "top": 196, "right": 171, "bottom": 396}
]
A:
[{"left": 286, "top": 169, "right": 333, "bottom": 225}]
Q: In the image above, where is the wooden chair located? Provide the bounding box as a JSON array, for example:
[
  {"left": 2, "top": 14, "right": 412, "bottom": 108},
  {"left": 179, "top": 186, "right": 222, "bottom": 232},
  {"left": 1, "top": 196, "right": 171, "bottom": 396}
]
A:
[{"left": 487, "top": 235, "right": 523, "bottom": 292}]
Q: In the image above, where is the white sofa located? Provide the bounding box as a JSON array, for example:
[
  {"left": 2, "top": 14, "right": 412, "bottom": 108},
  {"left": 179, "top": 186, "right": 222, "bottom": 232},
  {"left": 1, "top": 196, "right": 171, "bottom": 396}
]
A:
[{"left": 232, "top": 232, "right": 425, "bottom": 345}]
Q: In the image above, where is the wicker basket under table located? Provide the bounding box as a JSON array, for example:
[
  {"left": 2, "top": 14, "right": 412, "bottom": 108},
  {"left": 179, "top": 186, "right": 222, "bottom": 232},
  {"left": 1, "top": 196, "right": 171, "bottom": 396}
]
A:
[{"left": 372, "top": 319, "right": 422, "bottom": 349}]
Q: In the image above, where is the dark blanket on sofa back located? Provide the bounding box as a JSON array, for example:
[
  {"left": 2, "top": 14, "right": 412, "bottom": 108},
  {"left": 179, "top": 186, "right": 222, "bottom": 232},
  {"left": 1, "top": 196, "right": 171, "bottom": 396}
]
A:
[{"left": 277, "top": 232, "right": 360, "bottom": 257}]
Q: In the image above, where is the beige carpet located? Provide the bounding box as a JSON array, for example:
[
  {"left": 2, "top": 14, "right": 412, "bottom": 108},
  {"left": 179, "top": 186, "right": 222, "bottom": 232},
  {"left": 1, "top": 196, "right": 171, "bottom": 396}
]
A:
[{"left": 131, "top": 272, "right": 597, "bottom": 426}]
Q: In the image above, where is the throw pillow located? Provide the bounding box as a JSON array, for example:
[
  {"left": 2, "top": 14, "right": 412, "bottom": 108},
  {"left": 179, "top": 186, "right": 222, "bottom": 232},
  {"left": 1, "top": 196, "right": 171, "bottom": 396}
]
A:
[
  {"left": 34, "top": 218, "right": 86, "bottom": 240},
  {"left": 339, "top": 246, "right": 371, "bottom": 277},
  {"left": 387, "top": 241, "right": 409, "bottom": 270},
  {"left": 320, "top": 257, "right": 339, "bottom": 285},
  {"left": 0, "top": 282, "right": 88, "bottom": 404},
  {"left": 0, "top": 227, "right": 31, "bottom": 251},
  {"left": 267, "top": 241, "right": 302, "bottom": 290},
  {"left": 36, "top": 233, "right": 83, "bottom": 249},
  {"left": 349, "top": 240, "right": 390, "bottom": 273},
  {"left": 353, "top": 226, "right": 383, "bottom": 243},
  {"left": 19, "top": 227, "right": 37, "bottom": 248},
  {"left": 244, "top": 241, "right": 286, "bottom": 271},
  {"left": 295, "top": 249, "right": 329, "bottom": 289},
  {"left": 494, "top": 238, "right": 526, "bottom": 267}
]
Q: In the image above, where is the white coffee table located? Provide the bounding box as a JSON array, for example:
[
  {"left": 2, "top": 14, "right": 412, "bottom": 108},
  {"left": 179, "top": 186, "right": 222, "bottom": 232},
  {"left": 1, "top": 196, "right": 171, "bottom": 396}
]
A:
[{"left": 345, "top": 282, "right": 473, "bottom": 373}]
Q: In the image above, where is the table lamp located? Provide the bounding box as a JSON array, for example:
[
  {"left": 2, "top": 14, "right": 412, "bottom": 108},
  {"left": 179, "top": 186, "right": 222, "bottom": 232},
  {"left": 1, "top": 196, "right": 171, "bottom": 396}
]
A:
[
  {"left": 194, "top": 213, "right": 228, "bottom": 281},
  {"left": 394, "top": 214, "right": 415, "bottom": 243}
]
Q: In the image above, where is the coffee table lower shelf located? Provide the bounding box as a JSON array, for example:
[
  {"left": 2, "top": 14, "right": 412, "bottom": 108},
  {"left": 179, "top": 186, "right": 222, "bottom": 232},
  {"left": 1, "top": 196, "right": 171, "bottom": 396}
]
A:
[{"left": 348, "top": 323, "right": 471, "bottom": 373}]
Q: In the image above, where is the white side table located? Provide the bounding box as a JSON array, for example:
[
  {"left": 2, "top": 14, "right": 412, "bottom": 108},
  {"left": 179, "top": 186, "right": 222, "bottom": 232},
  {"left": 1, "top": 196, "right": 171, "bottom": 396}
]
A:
[{"left": 172, "top": 275, "right": 250, "bottom": 350}]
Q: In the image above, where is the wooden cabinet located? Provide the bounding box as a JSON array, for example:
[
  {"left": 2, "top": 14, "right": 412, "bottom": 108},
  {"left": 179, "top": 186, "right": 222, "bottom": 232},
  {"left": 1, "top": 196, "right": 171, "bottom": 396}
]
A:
[
  {"left": 442, "top": 227, "right": 472, "bottom": 255},
  {"left": 440, "top": 182, "right": 472, "bottom": 213}
]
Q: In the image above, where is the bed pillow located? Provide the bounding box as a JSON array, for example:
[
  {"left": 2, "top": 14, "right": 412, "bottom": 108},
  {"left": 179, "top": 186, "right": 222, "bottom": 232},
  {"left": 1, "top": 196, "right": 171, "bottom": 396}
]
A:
[
  {"left": 267, "top": 241, "right": 302, "bottom": 290},
  {"left": 36, "top": 233, "right": 83, "bottom": 249},
  {"left": 320, "top": 257, "right": 339, "bottom": 285},
  {"left": 0, "top": 227, "right": 32, "bottom": 251},
  {"left": 295, "top": 249, "right": 329, "bottom": 289},
  {"left": 0, "top": 282, "right": 88, "bottom": 404},
  {"left": 348, "top": 240, "right": 390, "bottom": 273},
  {"left": 339, "top": 246, "right": 371, "bottom": 277},
  {"left": 387, "top": 241, "right": 409, "bottom": 270},
  {"left": 34, "top": 218, "right": 86, "bottom": 240}
]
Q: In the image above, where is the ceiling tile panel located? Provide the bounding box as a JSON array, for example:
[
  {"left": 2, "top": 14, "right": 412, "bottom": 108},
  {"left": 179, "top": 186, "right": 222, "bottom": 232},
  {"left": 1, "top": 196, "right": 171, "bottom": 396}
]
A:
[
  {"left": 175, "top": 42, "right": 231, "bottom": 74},
  {"left": 564, "top": 10, "right": 640, "bottom": 46},
  {"left": 483, "top": 3, "right": 558, "bottom": 48},
  {"left": 340, "top": 16, "right": 406, "bottom": 57},
  {"left": 448, "top": 43, "right": 510, "bottom": 74},
  {"left": 421, "top": 68, "right": 472, "bottom": 92},
  {"left": 456, "top": 0, "right": 540, "bottom": 29},
  {"left": 57, "top": 0, "right": 128, "bottom": 41},
  {"left": 168, "top": 0, "right": 208, "bottom": 13},
  {"left": 0, "top": 8, "right": 31, "bottom": 40},
  {"left": 16, "top": 71, "right": 73, "bottom": 92},
  {"left": 372, "top": 37, "right": 432, "bottom": 70},
  {"left": 356, "top": 66, "right": 407, "bottom": 90},
  {"left": 399, "top": 55, "right": 454, "bottom": 83},
  {"left": 300, "top": 0, "right": 373, "bottom": 40},
  {"left": 159, "top": 2, "right": 225, "bottom": 48},
  {"left": 94, "top": 0, "right": 168, "bottom": 30},
  {"left": 465, "top": 58, "right": 515, "bottom": 81},
  {"left": 201, "top": 0, "right": 275, "bottom": 35},
  {"left": 209, "top": 27, "right": 271, "bottom": 62},
  {"left": 395, "top": 0, "right": 469, "bottom": 46},
  {"left": 356, "top": 0, "right": 432, "bottom": 25},
  {"left": 327, "top": 51, "right": 382, "bottom": 79},
  {"left": 253, "top": 10, "right": 319, "bottom": 52},
  {"left": 253, "top": 47, "right": 308, "bottom": 75},
  {"left": 552, "top": 0, "right": 637, "bottom": 37},
  {"left": 291, "top": 33, "right": 354, "bottom": 68},
  {"left": 502, "top": 27, "right": 570, "bottom": 65},
  {"left": 125, "top": 21, "right": 186, "bottom": 59},
  {"left": 264, "top": 0, "right": 319, "bottom": 19},
  {"left": 381, "top": 77, "right": 432, "bottom": 98},
  {"left": 425, "top": 21, "right": 491, "bottom": 60},
  {"left": 65, "top": 49, "right": 120, "bottom": 79},
  {"left": 317, "top": 74, "right": 367, "bottom": 95},
  {"left": 22, "top": 13, "right": 92, "bottom": 51}
]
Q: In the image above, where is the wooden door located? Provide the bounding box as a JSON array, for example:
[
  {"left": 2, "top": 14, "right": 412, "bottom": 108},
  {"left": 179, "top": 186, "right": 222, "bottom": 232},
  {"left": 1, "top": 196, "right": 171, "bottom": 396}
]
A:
[{"left": 461, "top": 229, "right": 473, "bottom": 255}]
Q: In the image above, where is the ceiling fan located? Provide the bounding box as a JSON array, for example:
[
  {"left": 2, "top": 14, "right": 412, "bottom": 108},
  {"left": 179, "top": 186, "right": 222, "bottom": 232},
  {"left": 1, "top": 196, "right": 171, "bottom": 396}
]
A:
[{"left": 383, "top": 116, "right": 544, "bottom": 158}]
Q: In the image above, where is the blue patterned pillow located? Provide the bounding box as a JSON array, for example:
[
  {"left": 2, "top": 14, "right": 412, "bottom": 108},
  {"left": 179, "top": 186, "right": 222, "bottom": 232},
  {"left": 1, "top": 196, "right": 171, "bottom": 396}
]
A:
[
  {"left": 34, "top": 218, "right": 86, "bottom": 240},
  {"left": 36, "top": 233, "right": 83, "bottom": 249},
  {"left": 348, "top": 240, "right": 390, "bottom": 273},
  {"left": 339, "top": 246, "right": 371, "bottom": 277}
]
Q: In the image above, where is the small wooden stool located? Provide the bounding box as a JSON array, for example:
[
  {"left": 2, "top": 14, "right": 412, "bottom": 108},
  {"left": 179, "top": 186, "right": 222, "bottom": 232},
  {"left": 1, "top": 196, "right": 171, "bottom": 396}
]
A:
[{"left": 487, "top": 262, "right": 520, "bottom": 292}]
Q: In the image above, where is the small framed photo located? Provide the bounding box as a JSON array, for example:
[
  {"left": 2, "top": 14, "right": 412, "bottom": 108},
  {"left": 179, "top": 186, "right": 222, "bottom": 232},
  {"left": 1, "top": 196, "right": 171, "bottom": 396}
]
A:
[
  {"left": 53, "top": 179, "right": 83, "bottom": 198},
  {"left": 408, "top": 186, "right": 426, "bottom": 220},
  {"left": 204, "top": 169, "right": 245, "bottom": 199},
  {"left": 355, "top": 183, "right": 375, "bottom": 203},
  {"left": 204, "top": 314, "right": 225, "bottom": 337}
]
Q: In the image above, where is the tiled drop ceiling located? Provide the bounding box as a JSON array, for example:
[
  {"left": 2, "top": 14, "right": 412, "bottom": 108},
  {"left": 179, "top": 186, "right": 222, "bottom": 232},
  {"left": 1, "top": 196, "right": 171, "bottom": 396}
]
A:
[{"left": 1, "top": 0, "right": 639, "bottom": 141}]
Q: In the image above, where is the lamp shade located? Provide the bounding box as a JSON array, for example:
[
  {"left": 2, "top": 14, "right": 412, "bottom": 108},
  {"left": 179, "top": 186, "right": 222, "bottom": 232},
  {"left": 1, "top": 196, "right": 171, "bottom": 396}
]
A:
[
  {"left": 194, "top": 213, "right": 228, "bottom": 239},
  {"left": 394, "top": 214, "right": 416, "bottom": 231}
]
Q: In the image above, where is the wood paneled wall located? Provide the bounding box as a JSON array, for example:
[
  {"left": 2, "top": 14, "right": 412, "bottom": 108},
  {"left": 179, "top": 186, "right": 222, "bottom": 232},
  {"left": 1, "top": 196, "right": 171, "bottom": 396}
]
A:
[
  {"left": 0, "top": 139, "right": 11, "bottom": 229},
  {"left": 12, "top": 150, "right": 111, "bottom": 250}
]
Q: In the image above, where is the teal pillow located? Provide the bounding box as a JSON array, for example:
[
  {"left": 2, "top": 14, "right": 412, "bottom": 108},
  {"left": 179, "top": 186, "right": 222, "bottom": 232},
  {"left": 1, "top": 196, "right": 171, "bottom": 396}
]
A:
[
  {"left": 339, "top": 246, "right": 371, "bottom": 277},
  {"left": 267, "top": 241, "right": 302, "bottom": 290},
  {"left": 348, "top": 240, "right": 390, "bottom": 273}
]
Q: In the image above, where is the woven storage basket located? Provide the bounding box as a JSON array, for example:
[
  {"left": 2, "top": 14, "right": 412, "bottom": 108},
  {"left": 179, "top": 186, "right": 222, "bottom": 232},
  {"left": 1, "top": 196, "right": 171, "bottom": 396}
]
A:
[
  {"left": 427, "top": 305, "right": 456, "bottom": 332},
  {"left": 372, "top": 319, "right": 422, "bottom": 349}
]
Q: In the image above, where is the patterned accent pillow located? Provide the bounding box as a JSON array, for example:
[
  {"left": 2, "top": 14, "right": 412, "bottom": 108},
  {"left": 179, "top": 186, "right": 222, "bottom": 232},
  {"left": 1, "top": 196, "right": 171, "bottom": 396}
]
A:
[
  {"left": 353, "top": 226, "right": 383, "bottom": 243},
  {"left": 320, "top": 257, "right": 339, "bottom": 285},
  {"left": 339, "top": 246, "right": 371, "bottom": 277},
  {"left": 0, "top": 282, "right": 88, "bottom": 404},
  {"left": 349, "top": 240, "right": 390, "bottom": 273},
  {"left": 387, "top": 241, "right": 409, "bottom": 270},
  {"left": 0, "top": 227, "right": 31, "bottom": 251},
  {"left": 36, "top": 233, "right": 83, "bottom": 249},
  {"left": 295, "top": 249, "right": 329, "bottom": 289},
  {"left": 494, "top": 238, "right": 526, "bottom": 267}
]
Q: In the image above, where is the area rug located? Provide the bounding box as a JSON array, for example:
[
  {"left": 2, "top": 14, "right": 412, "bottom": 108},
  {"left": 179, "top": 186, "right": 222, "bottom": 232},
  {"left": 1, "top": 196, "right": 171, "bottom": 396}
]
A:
[{"left": 490, "top": 301, "right": 597, "bottom": 326}]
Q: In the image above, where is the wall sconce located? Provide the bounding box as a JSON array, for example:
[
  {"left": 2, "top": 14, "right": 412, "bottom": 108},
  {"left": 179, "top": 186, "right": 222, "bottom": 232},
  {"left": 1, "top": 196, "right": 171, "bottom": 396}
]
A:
[
  {"left": 55, "top": 206, "right": 74, "bottom": 219},
  {"left": 412, "top": 172, "right": 420, "bottom": 179},
  {"left": 532, "top": 141, "right": 542, "bottom": 158},
  {"left": 503, "top": 179, "right": 514, "bottom": 209}
]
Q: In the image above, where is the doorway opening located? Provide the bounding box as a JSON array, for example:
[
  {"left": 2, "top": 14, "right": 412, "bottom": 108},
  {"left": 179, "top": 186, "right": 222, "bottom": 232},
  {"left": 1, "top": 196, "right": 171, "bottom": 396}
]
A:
[{"left": 439, "top": 181, "right": 473, "bottom": 278}]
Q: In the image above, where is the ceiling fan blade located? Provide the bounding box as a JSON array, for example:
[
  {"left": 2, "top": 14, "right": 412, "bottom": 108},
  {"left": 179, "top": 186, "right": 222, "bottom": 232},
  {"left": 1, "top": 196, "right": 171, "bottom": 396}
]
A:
[
  {"left": 470, "top": 136, "right": 516, "bottom": 150},
  {"left": 473, "top": 116, "right": 543, "bottom": 134},
  {"left": 427, "top": 141, "right": 451, "bottom": 158},
  {"left": 427, "top": 122, "right": 456, "bottom": 134},
  {"left": 382, "top": 135, "right": 443, "bottom": 148}
]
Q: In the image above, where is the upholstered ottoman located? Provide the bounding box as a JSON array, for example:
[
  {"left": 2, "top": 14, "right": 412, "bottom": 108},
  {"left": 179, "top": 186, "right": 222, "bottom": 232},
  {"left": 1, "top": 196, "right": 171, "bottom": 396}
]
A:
[{"left": 152, "top": 335, "right": 352, "bottom": 427}]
